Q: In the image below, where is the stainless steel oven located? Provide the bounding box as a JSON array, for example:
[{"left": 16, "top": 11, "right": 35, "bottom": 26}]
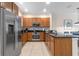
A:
[{"left": 32, "top": 31, "right": 40, "bottom": 39}]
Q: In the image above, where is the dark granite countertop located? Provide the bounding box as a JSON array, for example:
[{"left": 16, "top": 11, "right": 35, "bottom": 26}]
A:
[
  {"left": 46, "top": 33, "right": 79, "bottom": 38},
  {"left": 27, "top": 30, "right": 45, "bottom": 32}
]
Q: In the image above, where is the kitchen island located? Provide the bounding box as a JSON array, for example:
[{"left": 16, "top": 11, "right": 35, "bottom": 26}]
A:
[{"left": 45, "top": 32, "right": 79, "bottom": 56}]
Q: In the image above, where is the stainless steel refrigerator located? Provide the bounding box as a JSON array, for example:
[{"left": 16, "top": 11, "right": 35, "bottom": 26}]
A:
[{"left": 0, "top": 8, "right": 22, "bottom": 56}]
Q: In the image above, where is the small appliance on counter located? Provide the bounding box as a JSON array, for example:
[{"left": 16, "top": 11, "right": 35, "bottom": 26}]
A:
[{"left": 49, "top": 30, "right": 57, "bottom": 35}]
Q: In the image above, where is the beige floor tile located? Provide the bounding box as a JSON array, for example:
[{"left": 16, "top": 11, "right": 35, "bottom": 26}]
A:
[
  {"left": 30, "top": 50, "right": 43, "bottom": 56},
  {"left": 20, "top": 42, "right": 50, "bottom": 56}
]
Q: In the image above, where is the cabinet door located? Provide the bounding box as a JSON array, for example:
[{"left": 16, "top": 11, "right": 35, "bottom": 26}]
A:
[
  {"left": 40, "top": 18, "right": 50, "bottom": 27},
  {"left": 25, "top": 18, "right": 32, "bottom": 27},
  {"left": 64, "top": 38, "right": 72, "bottom": 56},
  {"left": 39, "top": 18, "right": 44, "bottom": 27},
  {"left": 37, "top": 18, "right": 40, "bottom": 25},
  {"left": 54, "top": 38, "right": 62, "bottom": 56},
  {"left": 42, "top": 18, "right": 45, "bottom": 27},
  {"left": 48, "top": 35, "right": 51, "bottom": 50},
  {"left": 28, "top": 18, "right": 32, "bottom": 27},
  {"left": 28, "top": 32, "right": 32, "bottom": 41},
  {"left": 13, "top": 3, "right": 18, "bottom": 15},
  {"left": 46, "top": 18, "right": 50, "bottom": 27},
  {"left": 32, "top": 18, "right": 36, "bottom": 23},
  {"left": 50, "top": 36, "right": 54, "bottom": 56},
  {"left": 45, "top": 34, "right": 48, "bottom": 46},
  {"left": 54, "top": 38, "right": 72, "bottom": 56},
  {"left": 1, "top": 2, "right": 13, "bottom": 11},
  {"left": 40, "top": 32, "right": 45, "bottom": 41},
  {"left": 23, "top": 18, "right": 27, "bottom": 27},
  {"left": 44, "top": 18, "right": 50, "bottom": 27},
  {"left": 21, "top": 33, "right": 28, "bottom": 44}
]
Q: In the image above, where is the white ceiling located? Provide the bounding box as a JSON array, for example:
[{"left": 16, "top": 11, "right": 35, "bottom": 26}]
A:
[{"left": 16, "top": 2, "right": 79, "bottom": 15}]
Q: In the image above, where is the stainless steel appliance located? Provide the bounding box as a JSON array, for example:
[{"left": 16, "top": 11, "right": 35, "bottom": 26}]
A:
[
  {"left": 0, "top": 8, "right": 22, "bottom": 56},
  {"left": 32, "top": 31, "right": 40, "bottom": 39},
  {"left": 32, "top": 24, "right": 40, "bottom": 40}
]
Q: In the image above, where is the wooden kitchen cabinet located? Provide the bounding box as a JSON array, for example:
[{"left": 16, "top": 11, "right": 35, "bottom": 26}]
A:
[
  {"left": 21, "top": 33, "right": 28, "bottom": 44},
  {"left": 50, "top": 36, "right": 54, "bottom": 56},
  {"left": 23, "top": 18, "right": 27, "bottom": 27},
  {"left": 43, "top": 18, "right": 50, "bottom": 27},
  {"left": 1, "top": 2, "right": 13, "bottom": 11},
  {"left": 40, "top": 18, "right": 50, "bottom": 27},
  {"left": 54, "top": 38, "right": 63, "bottom": 56},
  {"left": 45, "top": 18, "right": 50, "bottom": 27},
  {"left": 64, "top": 38, "right": 72, "bottom": 56},
  {"left": 23, "top": 18, "right": 32, "bottom": 28},
  {"left": 22, "top": 17, "right": 50, "bottom": 27},
  {"left": 45, "top": 33, "right": 48, "bottom": 46},
  {"left": 28, "top": 32, "right": 32, "bottom": 41},
  {"left": 48, "top": 35, "right": 51, "bottom": 50},
  {"left": 0, "top": 2, "right": 19, "bottom": 16},
  {"left": 54, "top": 37, "right": 72, "bottom": 56},
  {"left": 45, "top": 34, "right": 51, "bottom": 51},
  {"left": 12, "top": 3, "right": 18, "bottom": 15},
  {"left": 45, "top": 33, "right": 72, "bottom": 56},
  {"left": 40, "top": 32, "right": 45, "bottom": 41},
  {"left": 43, "top": 18, "right": 46, "bottom": 27},
  {"left": 32, "top": 18, "right": 36, "bottom": 23},
  {"left": 40, "top": 18, "right": 43, "bottom": 27},
  {"left": 28, "top": 18, "right": 32, "bottom": 27}
]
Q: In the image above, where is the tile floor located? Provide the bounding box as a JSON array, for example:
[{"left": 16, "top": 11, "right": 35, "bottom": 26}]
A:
[{"left": 20, "top": 42, "right": 50, "bottom": 56}]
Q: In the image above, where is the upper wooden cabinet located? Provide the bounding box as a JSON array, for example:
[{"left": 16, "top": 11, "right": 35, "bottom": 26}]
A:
[
  {"left": 23, "top": 17, "right": 50, "bottom": 27},
  {"left": 1, "top": 2, "right": 13, "bottom": 11},
  {"left": 42, "top": 18, "right": 50, "bottom": 27},
  {"left": 12, "top": 3, "right": 18, "bottom": 15},
  {"left": 23, "top": 18, "right": 28, "bottom": 27},
  {"left": 23, "top": 18, "right": 33, "bottom": 28},
  {"left": 0, "top": 2, "right": 18, "bottom": 15}
]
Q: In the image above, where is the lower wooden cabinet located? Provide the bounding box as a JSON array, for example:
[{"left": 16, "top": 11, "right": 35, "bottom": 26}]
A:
[
  {"left": 54, "top": 37, "right": 72, "bottom": 56},
  {"left": 40, "top": 32, "right": 45, "bottom": 41},
  {"left": 45, "top": 34, "right": 72, "bottom": 56},
  {"left": 64, "top": 38, "right": 72, "bottom": 56},
  {"left": 45, "top": 33, "right": 48, "bottom": 46},
  {"left": 27, "top": 32, "right": 32, "bottom": 41},
  {"left": 50, "top": 36, "right": 54, "bottom": 56},
  {"left": 21, "top": 33, "right": 28, "bottom": 44}
]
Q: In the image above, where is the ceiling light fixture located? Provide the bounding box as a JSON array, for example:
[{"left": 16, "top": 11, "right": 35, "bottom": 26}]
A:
[
  {"left": 43, "top": 8, "right": 47, "bottom": 12},
  {"left": 19, "top": 2, "right": 23, "bottom": 5},
  {"left": 46, "top": 2, "right": 50, "bottom": 4},
  {"left": 25, "top": 8, "right": 28, "bottom": 12}
]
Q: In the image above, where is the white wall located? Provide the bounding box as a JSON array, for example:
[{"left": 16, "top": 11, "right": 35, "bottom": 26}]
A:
[{"left": 52, "top": 7, "right": 79, "bottom": 33}]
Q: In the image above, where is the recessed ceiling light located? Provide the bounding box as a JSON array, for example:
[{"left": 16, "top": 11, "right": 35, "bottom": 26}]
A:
[
  {"left": 43, "top": 8, "right": 47, "bottom": 12},
  {"left": 46, "top": 2, "right": 50, "bottom": 5},
  {"left": 19, "top": 2, "right": 23, "bottom": 5},
  {"left": 25, "top": 8, "right": 28, "bottom": 12}
]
